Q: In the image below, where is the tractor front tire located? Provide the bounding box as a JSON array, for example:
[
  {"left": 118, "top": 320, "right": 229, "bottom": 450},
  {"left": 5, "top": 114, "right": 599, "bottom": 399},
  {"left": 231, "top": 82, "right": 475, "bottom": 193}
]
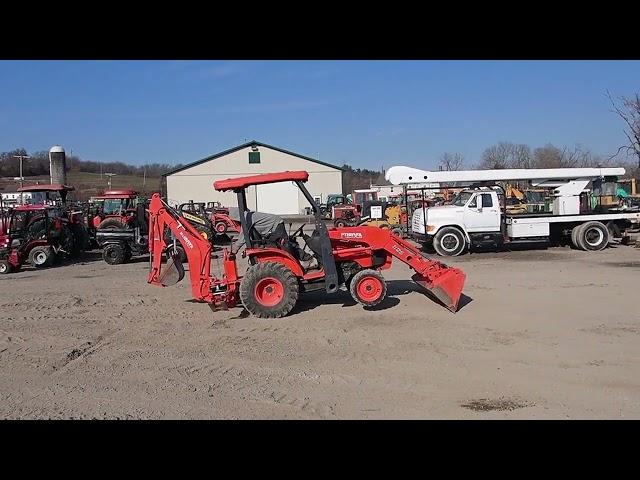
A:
[
  {"left": 195, "top": 225, "right": 214, "bottom": 243},
  {"left": 214, "top": 222, "right": 228, "bottom": 235},
  {"left": 240, "top": 262, "right": 299, "bottom": 319},
  {"left": 349, "top": 269, "right": 387, "bottom": 307},
  {"left": 103, "top": 243, "right": 126, "bottom": 265},
  {"left": 433, "top": 227, "right": 467, "bottom": 256},
  {"left": 334, "top": 219, "right": 347, "bottom": 228},
  {"left": 29, "top": 246, "right": 55, "bottom": 268},
  {"left": 0, "top": 259, "right": 12, "bottom": 274}
]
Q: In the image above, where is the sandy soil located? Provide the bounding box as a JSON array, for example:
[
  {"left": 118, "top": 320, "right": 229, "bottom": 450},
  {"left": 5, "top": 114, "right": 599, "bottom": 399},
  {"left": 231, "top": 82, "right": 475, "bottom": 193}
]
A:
[{"left": 1, "top": 241, "right": 639, "bottom": 419}]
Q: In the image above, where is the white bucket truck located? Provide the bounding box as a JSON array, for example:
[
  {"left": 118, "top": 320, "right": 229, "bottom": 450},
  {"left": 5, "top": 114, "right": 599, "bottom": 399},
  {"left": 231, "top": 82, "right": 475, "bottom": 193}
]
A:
[{"left": 386, "top": 166, "right": 640, "bottom": 256}]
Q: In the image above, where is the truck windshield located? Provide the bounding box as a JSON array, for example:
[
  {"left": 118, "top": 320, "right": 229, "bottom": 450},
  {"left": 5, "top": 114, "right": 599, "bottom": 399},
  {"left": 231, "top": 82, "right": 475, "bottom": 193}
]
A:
[{"left": 451, "top": 191, "right": 473, "bottom": 207}]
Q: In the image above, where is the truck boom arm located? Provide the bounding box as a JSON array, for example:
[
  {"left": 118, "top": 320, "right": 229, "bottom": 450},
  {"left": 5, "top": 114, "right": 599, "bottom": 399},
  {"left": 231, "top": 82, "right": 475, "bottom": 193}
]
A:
[{"left": 386, "top": 166, "right": 626, "bottom": 186}]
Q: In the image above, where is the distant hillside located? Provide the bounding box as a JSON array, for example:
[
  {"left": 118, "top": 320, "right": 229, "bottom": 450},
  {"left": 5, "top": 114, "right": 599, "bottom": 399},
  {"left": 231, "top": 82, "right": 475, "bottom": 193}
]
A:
[{"left": 0, "top": 171, "right": 162, "bottom": 201}]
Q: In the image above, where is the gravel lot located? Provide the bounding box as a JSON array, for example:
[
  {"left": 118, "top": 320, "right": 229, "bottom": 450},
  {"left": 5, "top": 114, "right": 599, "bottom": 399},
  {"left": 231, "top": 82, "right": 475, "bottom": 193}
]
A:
[{"left": 1, "top": 239, "right": 639, "bottom": 419}]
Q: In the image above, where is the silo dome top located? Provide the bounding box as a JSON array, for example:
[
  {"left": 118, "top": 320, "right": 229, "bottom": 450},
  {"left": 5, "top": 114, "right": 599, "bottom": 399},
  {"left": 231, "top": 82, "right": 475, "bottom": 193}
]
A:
[{"left": 49, "top": 145, "right": 65, "bottom": 153}]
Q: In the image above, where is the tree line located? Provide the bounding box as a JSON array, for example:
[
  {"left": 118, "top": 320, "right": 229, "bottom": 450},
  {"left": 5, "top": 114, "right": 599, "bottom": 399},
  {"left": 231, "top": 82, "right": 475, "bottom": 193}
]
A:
[{"left": 0, "top": 148, "right": 182, "bottom": 179}]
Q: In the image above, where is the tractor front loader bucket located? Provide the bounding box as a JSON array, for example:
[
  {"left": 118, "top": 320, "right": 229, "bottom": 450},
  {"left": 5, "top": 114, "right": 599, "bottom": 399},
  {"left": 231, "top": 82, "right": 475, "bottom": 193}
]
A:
[
  {"left": 412, "top": 267, "right": 466, "bottom": 312},
  {"left": 158, "top": 253, "right": 185, "bottom": 287}
]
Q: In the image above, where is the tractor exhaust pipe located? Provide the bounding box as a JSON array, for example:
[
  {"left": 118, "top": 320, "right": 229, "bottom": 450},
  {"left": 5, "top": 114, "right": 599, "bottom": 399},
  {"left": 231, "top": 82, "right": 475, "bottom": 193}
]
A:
[{"left": 412, "top": 267, "right": 466, "bottom": 312}]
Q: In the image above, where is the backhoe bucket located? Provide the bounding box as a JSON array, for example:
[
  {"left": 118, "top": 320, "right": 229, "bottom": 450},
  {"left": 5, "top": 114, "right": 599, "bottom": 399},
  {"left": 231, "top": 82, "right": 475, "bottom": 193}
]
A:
[
  {"left": 158, "top": 253, "right": 185, "bottom": 287},
  {"left": 412, "top": 268, "right": 466, "bottom": 312}
]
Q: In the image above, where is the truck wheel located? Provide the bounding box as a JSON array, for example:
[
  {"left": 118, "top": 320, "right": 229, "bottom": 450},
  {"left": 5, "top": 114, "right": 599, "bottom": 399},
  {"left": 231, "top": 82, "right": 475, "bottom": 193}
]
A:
[
  {"left": 103, "top": 243, "right": 126, "bottom": 265},
  {"left": 433, "top": 227, "right": 466, "bottom": 256},
  {"left": 349, "top": 269, "right": 387, "bottom": 307},
  {"left": 214, "top": 221, "right": 227, "bottom": 235},
  {"left": 0, "top": 259, "right": 12, "bottom": 274},
  {"left": 240, "top": 262, "right": 299, "bottom": 318},
  {"left": 29, "top": 246, "right": 54, "bottom": 268},
  {"left": 98, "top": 218, "right": 125, "bottom": 230},
  {"left": 606, "top": 221, "right": 621, "bottom": 240},
  {"left": 579, "top": 221, "right": 609, "bottom": 251},
  {"left": 123, "top": 249, "right": 133, "bottom": 262},
  {"left": 570, "top": 224, "right": 585, "bottom": 250}
]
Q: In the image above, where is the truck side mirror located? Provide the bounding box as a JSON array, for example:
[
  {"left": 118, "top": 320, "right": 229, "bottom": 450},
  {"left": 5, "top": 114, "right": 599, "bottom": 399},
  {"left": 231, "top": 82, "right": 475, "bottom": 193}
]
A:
[{"left": 476, "top": 195, "right": 483, "bottom": 211}]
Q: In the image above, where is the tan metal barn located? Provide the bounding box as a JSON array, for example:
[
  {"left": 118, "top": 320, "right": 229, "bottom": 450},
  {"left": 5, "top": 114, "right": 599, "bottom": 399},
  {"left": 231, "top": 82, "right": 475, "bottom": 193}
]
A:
[{"left": 163, "top": 141, "right": 343, "bottom": 215}]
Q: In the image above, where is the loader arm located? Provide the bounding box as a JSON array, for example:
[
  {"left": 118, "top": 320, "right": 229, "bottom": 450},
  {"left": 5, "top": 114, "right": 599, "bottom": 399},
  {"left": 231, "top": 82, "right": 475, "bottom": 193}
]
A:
[
  {"left": 330, "top": 226, "right": 466, "bottom": 311},
  {"left": 147, "top": 193, "right": 215, "bottom": 303},
  {"left": 381, "top": 233, "right": 466, "bottom": 311}
]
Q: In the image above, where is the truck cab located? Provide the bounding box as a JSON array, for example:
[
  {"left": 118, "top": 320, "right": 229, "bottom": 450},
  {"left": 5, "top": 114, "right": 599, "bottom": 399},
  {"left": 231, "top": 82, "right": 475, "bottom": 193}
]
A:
[{"left": 412, "top": 188, "right": 504, "bottom": 255}]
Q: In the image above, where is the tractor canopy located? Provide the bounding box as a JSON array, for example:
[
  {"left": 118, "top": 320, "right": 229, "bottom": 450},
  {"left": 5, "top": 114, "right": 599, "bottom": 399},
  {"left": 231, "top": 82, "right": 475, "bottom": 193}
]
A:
[
  {"left": 18, "top": 184, "right": 75, "bottom": 203},
  {"left": 214, "top": 171, "right": 309, "bottom": 191},
  {"left": 92, "top": 189, "right": 138, "bottom": 199}
]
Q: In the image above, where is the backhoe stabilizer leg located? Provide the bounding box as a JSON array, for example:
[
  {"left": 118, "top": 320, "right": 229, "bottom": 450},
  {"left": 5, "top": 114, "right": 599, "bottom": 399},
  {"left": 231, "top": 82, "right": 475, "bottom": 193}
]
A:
[{"left": 411, "top": 267, "right": 466, "bottom": 312}]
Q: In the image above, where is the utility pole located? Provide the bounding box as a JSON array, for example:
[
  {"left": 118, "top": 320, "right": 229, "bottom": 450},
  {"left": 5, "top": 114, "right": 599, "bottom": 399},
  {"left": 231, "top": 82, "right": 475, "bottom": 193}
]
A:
[
  {"left": 143, "top": 166, "right": 146, "bottom": 191},
  {"left": 13, "top": 154, "right": 30, "bottom": 204},
  {"left": 104, "top": 173, "right": 116, "bottom": 190},
  {"left": 100, "top": 163, "right": 103, "bottom": 180}
]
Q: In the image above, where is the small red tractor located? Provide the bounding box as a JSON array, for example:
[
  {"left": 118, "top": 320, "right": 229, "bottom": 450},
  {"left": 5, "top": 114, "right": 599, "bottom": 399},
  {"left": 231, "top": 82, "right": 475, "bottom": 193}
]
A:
[
  {"left": 147, "top": 171, "right": 466, "bottom": 318},
  {"left": 333, "top": 188, "right": 379, "bottom": 227},
  {"left": 179, "top": 201, "right": 241, "bottom": 237}
]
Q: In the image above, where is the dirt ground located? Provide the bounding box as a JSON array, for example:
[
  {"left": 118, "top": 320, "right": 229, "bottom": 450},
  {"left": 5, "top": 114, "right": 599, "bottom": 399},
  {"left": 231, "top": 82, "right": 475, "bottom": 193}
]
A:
[{"left": 1, "top": 240, "right": 639, "bottom": 419}]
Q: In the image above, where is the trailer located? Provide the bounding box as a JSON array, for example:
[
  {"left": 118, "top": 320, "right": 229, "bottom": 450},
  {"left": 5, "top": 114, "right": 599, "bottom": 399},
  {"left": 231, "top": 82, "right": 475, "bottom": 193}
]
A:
[{"left": 386, "top": 166, "right": 640, "bottom": 256}]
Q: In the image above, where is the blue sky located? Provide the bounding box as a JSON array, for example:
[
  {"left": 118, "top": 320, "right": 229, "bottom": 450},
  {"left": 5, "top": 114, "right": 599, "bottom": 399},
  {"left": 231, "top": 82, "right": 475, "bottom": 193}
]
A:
[{"left": 1, "top": 60, "right": 638, "bottom": 170}]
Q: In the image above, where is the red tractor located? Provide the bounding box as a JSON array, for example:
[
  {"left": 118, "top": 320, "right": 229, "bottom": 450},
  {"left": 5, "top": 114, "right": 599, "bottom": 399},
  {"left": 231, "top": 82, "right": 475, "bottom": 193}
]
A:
[
  {"left": 333, "top": 188, "right": 380, "bottom": 227},
  {"left": 0, "top": 184, "right": 91, "bottom": 273},
  {"left": 0, "top": 204, "right": 82, "bottom": 273},
  {"left": 90, "top": 189, "right": 140, "bottom": 230},
  {"left": 147, "top": 171, "right": 466, "bottom": 318}
]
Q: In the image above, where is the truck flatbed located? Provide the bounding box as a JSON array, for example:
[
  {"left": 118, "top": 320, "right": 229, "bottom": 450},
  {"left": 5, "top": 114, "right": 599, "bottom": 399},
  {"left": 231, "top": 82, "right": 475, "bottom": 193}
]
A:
[{"left": 507, "top": 212, "right": 640, "bottom": 224}]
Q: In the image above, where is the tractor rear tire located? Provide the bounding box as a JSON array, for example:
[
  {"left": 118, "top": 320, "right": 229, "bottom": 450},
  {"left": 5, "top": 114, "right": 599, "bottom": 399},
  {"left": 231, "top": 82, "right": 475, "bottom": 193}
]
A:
[
  {"left": 579, "top": 221, "right": 609, "bottom": 251},
  {"left": 29, "top": 246, "right": 54, "bottom": 268},
  {"left": 433, "top": 227, "right": 467, "bottom": 256},
  {"left": 0, "top": 259, "right": 12, "bottom": 274},
  {"left": 98, "top": 218, "right": 126, "bottom": 230},
  {"left": 103, "top": 243, "right": 126, "bottom": 265},
  {"left": 240, "top": 261, "right": 299, "bottom": 319},
  {"left": 349, "top": 269, "right": 387, "bottom": 307}
]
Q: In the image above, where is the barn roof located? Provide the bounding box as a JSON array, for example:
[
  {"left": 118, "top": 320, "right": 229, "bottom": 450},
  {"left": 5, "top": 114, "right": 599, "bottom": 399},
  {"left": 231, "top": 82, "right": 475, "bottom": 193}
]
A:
[{"left": 162, "top": 140, "right": 344, "bottom": 177}]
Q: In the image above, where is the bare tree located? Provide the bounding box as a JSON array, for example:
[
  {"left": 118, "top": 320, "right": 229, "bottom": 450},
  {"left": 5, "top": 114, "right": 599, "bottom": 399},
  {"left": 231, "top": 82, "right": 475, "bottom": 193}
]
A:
[
  {"left": 478, "top": 142, "right": 532, "bottom": 169},
  {"left": 606, "top": 90, "right": 640, "bottom": 168},
  {"left": 438, "top": 152, "right": 464, "bottom": 171}
]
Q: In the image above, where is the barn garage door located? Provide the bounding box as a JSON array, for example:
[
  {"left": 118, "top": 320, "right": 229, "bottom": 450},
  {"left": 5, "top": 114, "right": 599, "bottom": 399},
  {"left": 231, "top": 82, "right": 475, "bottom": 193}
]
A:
[{"left": 256, "top": 181, "right": 299, "bottom": 215}]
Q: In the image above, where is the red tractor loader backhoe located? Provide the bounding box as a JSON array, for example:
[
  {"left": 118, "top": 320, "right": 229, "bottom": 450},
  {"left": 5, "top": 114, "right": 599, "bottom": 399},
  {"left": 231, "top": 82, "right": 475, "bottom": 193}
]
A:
[{"left": 147, "top": 171, "right": 466, "bottom": 318}]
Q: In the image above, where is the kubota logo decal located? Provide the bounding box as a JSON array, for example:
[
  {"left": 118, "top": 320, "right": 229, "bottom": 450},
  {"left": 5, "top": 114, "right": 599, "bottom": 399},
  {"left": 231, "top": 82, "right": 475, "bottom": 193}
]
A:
[
  {"left": 341, "top": 232, "right": 363, "bottom": 239},
  {"left": 179, "top": 232, "right": 193, "bottom": 249}
]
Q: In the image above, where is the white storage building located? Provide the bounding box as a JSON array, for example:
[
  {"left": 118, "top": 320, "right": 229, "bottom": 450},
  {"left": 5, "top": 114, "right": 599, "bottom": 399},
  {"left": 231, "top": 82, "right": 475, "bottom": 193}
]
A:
[{"left": 163, "top": 141, "right": 344, "bottom": 215}]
